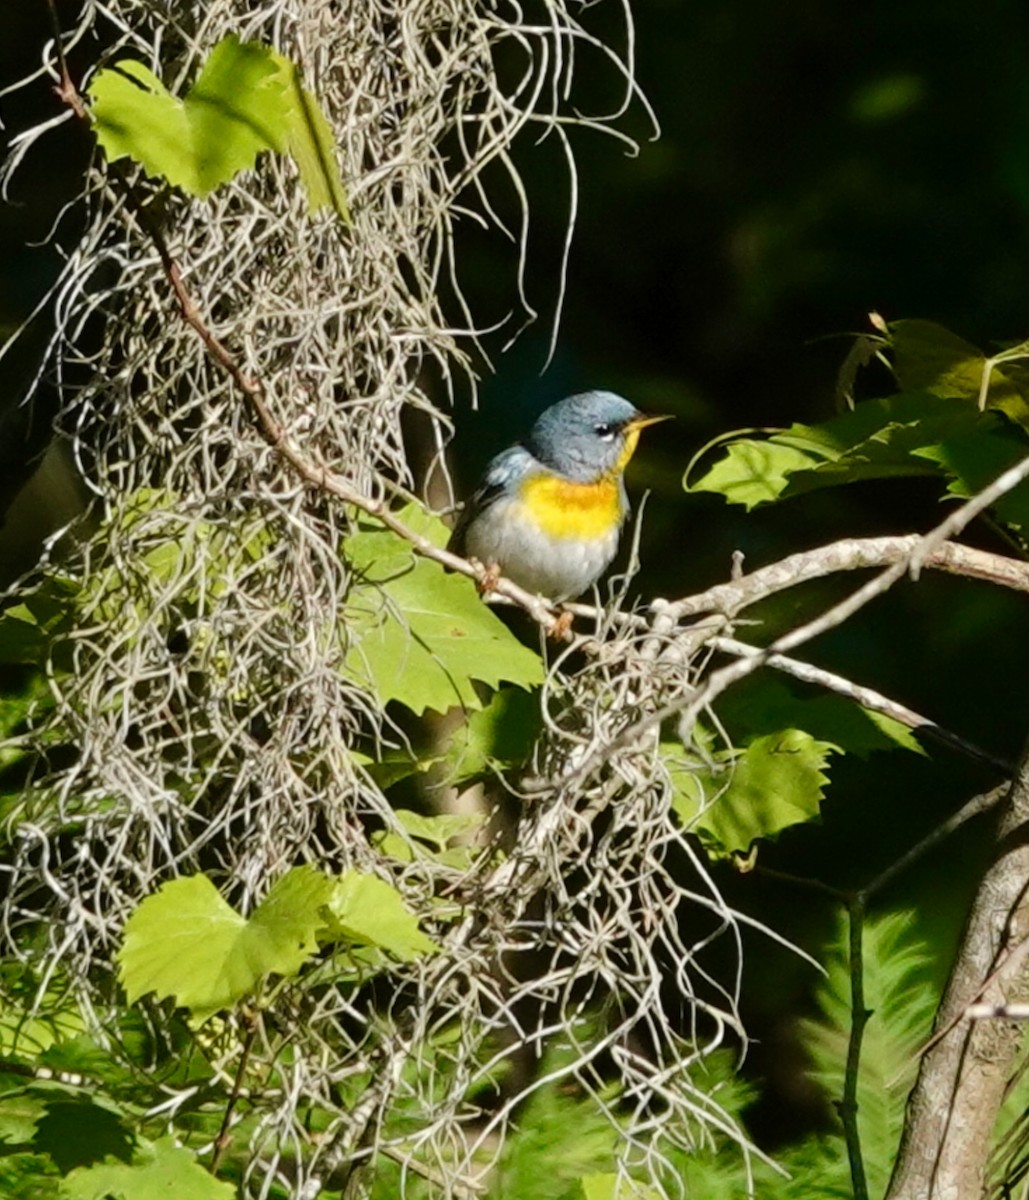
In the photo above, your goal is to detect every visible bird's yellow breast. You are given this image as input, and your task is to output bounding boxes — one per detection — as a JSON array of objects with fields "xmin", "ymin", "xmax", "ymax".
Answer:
[{"xmin": 517, "ymin": 473, "xmax": 622, "ymax": 539}]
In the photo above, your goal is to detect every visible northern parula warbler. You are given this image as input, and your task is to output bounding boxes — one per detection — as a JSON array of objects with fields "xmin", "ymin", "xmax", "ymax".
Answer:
[{"xmin": 449, "ymin": 390, "xmax": 668, "ymax": 600}]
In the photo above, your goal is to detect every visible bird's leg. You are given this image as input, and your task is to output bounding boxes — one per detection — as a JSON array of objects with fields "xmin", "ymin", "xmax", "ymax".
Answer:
[
  {"xmin": 477, "ymin": 560, "xmax": 503, "ymax": 596},
  {"xmin": 549, "ymin": 609, "xmax": 574, "ymax": 640}
]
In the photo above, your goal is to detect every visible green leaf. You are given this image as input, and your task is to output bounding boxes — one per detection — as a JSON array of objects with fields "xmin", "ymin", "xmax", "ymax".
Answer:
[
  {"xmin": 686, "ymin": 439, "xmax": 816, "ymax": 509},
  {"xmin": 889, "ymin": 318, "xmax": 1029, "ymax": 428},
  {"xmin": 0, "ymin": 997, "xmax": 86, "ymax": 1061},
  {"xmin": 445, "ymin": 687, "xmax": 542, "ymax": 781},
  {"xmin": 579, "ymin": 1176, "xmax": 662, "ymax": 1200},
  {"xmin": 0, "ymin": 585, "xmax": 77, "ymax": 667},
  {"xmin": 667, "ymin": 729, "xmax": 837, "ymax": 854},
  {"xmin": 271, "ymin": 53, "xmax": 350, "ymax": 220},
  {"xmin": 343, "ymin": 510, "xmax": 544, "ymax": 715},
  {"xmin": 87, "ymin": 37, "xmax": 348, "ymax": 216},
  {"xmin": 913, "ymin": 420, "xmax": 1029, "ymax": 534},
  {"xmin": 392, "ymin": 809, "xmax": 484, "ymax": 850},
  {"xmin": 375, "ymin": 808, "xmax": 486, "ymax": 870},
  {"xmin": 117, "ymin": 867, "xmax": 334, "ymax": 1016},
  {"xmin": 32, "ymin": 1097, "xmax": 134, "ymax": 1174},
  {"xmin": 88, "ymin": 44, "xmax": 282, "ymax": 196},
  {"xmin": 325, "ymin": 871, "xmax": 438, "ymax": 960},
  {"xmin": 720, "ymin": 677, "xmax": 925, "ymax": 758},
  {"xmin": 687, "ymin": 392, "xmax": 979, "ymax": 509},
  {"xmin": 0, "ymin": 671, "xmax": 53, "ymax": 774},
  {"xmin": 60, "ymin": 1136, "xmax": 234, "ymax": 1200}
]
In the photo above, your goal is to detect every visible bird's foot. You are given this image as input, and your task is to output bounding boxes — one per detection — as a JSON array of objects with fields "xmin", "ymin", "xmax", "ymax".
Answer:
[
  {"xmin": 477, "ymin": 561, "xmax": 502, "ymax": 596},
  {"xmin": 548, "ymin": 609, "xmax": 574, "ymax": 640}
]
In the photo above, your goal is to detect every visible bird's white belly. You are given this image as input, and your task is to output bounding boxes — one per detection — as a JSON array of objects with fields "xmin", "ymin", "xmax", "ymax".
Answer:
[{"xmin": 464, "ymin": 496, "xmax": 620, "ymax": 600}]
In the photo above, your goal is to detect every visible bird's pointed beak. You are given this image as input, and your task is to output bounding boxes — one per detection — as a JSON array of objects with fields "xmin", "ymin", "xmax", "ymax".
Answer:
[{"xmin": 627, "ymin": 413, "xmax": 674, "ymax": 432}]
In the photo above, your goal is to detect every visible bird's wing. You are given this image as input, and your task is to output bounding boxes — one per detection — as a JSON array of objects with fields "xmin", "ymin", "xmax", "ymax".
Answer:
[{"xmin": 448, "ymin": 446, "xmax": 534, "ymax": 553}]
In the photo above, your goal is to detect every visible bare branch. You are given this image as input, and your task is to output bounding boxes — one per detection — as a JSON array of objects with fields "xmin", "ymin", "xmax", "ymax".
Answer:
[
  {"xmin": 711, "ymin": 636, "xmax": 1013, "ymax": 774},
  {"xmin": 670, "ymin": 536, "xmax": 1029, "ymax": 620}
]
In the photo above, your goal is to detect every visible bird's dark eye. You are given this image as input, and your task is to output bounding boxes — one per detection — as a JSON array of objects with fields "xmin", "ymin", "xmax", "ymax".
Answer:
[{"xmin": 594, "ymin": 422, "xmax": 616, "ymax": 441}]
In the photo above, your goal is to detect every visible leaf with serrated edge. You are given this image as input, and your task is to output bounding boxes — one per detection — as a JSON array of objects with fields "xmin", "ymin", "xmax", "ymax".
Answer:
[
  {"xmin": 60, "ymin": 1135, "xmax": 234, "ymax": 1200},
  {"xmin": 394, "ymin": 808, "xmax": 483, "ymax": 849},
  {"xmin": 88, "ymin": 39, "xmax": 284, "ymax": 197},
  {"xmin": 326, "ymin": 871, "xmax": 438, "ymax": 960},
  {"xmin": 667, "ymin": 729, "xmax": 837, "ymax": 854},
  {"xmin": 343, "ymin": 518, "xmax": 542, "ymax": 715},
  {"xmin": 87, "ymin": 36, "xmax": 349, "ymax": 217},
  {"xmin": 688, "ymin": 393, "xmax": 985, "ymax": 509},
  {"xmin": 117, "ymin": 868, "xmax": 334, "ymax": 1016}
]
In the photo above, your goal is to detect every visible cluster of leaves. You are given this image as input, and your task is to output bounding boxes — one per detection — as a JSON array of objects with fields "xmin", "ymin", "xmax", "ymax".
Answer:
[
  {"xmin": 87, "ymin": 36, "xmax": 349, "ymax": 217},
  {"xmin": 688, "ymin": 319, "xmax": 1029, "ymax": 529},
  {"xmin": 667, "ymin": 318, "xmax": 1029, "ymax": 858},
  {"xmin": 0, "ymin": 912, "xmax": 940, "ymax": 1199}
]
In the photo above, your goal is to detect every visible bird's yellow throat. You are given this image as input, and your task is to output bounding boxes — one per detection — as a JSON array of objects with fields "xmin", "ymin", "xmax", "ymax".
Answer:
[
  {"xmin": 515, "ymin": 414, "xmax": 667, "ymax": 539},
  {"xmin": 517, "ymin": 474, "xmax": 622, "ymax": 539}
]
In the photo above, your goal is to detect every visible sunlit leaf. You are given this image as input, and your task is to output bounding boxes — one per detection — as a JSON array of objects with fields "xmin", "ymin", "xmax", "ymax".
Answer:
[
  {"xmin": 687, "ymin": 393, "xmax": 978, "ymax": 508},
  {"xmin": 87, "ymin": 37, "xmax": 348, "ymax": 216},
  {"xmin": 343, "ymin": 508, "xmax": 544, "ymax": 715},
  {"xmin": 889, "ymin": 318, "xmax": 1029, "ymax": 428},
  {"xmin": 60, "ymin": 1136, "xmax": 233, "ymax": 1200},
  {"xmin": 117, "ymin": 868, "xmax": 334, "ymax": 1016},
  {"xmin": 325, "ymin": 871, "xmax": 438, "ymax": 959},
  {"xmin": 667, "ymin": 729, "xmax": 837, "ymax": 854}
]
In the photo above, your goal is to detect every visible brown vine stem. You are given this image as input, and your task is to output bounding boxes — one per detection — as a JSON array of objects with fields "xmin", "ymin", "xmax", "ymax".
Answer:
[
  {"xmin": 43, "ymin": 0, "xmax": 88, "ymax": 121},
  {"xmin": 210, "ymin": 1005, "xmax": 262, "ymax": 1175}
]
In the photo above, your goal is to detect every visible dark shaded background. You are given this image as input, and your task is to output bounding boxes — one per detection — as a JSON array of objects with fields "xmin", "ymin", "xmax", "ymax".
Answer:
[{"xmin": 4, "ymin": 0, "xmax": 1029, "ymax": 1147}]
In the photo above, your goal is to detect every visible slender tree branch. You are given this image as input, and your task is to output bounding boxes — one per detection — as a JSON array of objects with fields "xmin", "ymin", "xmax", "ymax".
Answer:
[
  {"xmin": 670, "ymin": 536, "xmax": 1029, "ymax": 620},
  {"xmin": 710, "ymin": 636, "xmax": 1013, "ymax": 774}
]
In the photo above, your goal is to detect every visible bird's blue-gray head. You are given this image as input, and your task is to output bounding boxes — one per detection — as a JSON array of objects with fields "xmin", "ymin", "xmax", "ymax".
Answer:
[{"xmin": 525, "ymin": 390, "xmax": 659, "ymax": 483}]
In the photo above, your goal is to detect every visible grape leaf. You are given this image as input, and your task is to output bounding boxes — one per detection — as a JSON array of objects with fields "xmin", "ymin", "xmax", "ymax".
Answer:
[
  {"xmin": 445, "ymin": 687, "xmax": 542, "ymax": 781},
  {"xmin": 343, "ymin": 510, "xmax": 543, "ymax": 715},
  {"xmin": 60, "ymin": 1136, "xmax": 234, "ymax": 1200},
  {"xmin": 721, "ymin": 677, "xmax": 925, "ymax": 758},
  {"xmin": 117, "ymin": 867, "xmax": 334, "ymax": 1016},
  {"xmin": 667, "ymin": 729, "xmax": 837, "ymax": 854},
  {"xmin": 580, "ymin": 1175, "xmax": 662, "ymax": 1200},
  {"xmin": 324, "ymin": 871, "xmax": 438, "ymax": 959},
  {"xmin": 687, "ymin": 393, "xmax": 978, "ymax": 509},
  {"xmin": 889, "ymin": 318, "xmax": 1029, "ymax": 428},
  {"xmin": 87, "ymin": 36, "xmax": 348, "ymax": 217},
  {"xmin": 913, "ymin": 422, "xmax": 1029, "ymax": 534}
]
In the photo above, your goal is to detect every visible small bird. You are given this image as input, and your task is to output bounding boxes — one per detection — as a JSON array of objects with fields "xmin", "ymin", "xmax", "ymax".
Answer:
[{"xmin": 449, "ymin": 390, "xmax": 669, "ymax": 600}]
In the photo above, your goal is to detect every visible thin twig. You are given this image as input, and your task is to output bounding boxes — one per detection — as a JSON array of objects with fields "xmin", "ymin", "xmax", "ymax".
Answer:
[
  {"xmin": 862, "ymin": 785, "xmax": 1008, "ymax": 902},
  {"xmin": 838, "ymin": 894, "xmax": 870, "ymax": 1200},
  {"xmin": 210, "ymin": 1006, "xmax": 261, "ymax": 1175},
  {"xmin": 711, "ymin": 636, "xmax": 1013, "ymax": 774}
]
